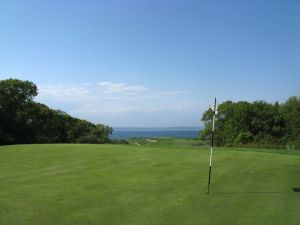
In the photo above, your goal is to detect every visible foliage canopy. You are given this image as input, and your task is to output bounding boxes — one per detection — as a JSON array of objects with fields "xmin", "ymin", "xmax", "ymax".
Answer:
[
  {"xmin": 199, "ymin": 97, "xmax": 300, "ymax": 148},
  {"xmin": 0, "ymin": 79, "xmax": 112, "ymax": 145}
]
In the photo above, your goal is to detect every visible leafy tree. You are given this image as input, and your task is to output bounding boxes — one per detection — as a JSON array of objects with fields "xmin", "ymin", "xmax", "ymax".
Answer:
[
  {"xmin": 0, "ymin": 79, "xmax": 38, "ymax": 144},
  {"xmin": 92, "ymin": 124, "xmax": 113, "ymax": 143},
  {"xmin": 199, "ymin": 97, "xmax": 300, "ymax": 148},
  {"xmin": 281, "ymin": 97, "xmax": 300, "ymax": 147},
  {"xmin": 233, "ymin": 132, "xmax": 254, "ymax": 147},
  {"xmin": 67, "ymin": 119, "xmax": 95, "ymax": 143},
  {"xmin": 0, "ymin": 78, "xmax": 113, "ymax": 145},
  {"xmin": 78, "ymin": 125, "xmax": 113, "ymax": 144}
]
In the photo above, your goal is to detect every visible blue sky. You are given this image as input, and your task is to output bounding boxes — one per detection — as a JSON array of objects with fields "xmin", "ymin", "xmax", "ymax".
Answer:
[{"xmin": 0, "ymin": 0, "xmax": 299, "ymax": 127}]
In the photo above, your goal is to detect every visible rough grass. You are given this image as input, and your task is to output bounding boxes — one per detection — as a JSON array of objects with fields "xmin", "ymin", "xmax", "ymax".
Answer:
[{"xmin": 0, "ymin": 140, "xmax": 300, "ymax": 225}]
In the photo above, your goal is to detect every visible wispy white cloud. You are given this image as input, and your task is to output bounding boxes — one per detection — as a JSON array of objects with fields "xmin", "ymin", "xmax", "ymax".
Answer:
[
  {"xmin": 37, "ymin": 84, "xmax": 96, "ymax": 103},
  {"xmin": 36, "ymin": 81, "xmax": 194, "ymax": 124},
  {"xmin": 70, "ymin": 102, "xmax": 196, "ymax": 116},
  {"xmin": 97, "ymin": 81, "xmax": 148, "ymax": 93}
]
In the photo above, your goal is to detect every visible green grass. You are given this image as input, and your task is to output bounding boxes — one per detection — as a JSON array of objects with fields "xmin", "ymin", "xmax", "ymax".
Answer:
[
  {"xmin": 128, "ymin": 137, "xmax": 205, "ymax": 147},
  {"xmin": 0, "ymin": 139, "xmax": 300, "ymax": 225}
]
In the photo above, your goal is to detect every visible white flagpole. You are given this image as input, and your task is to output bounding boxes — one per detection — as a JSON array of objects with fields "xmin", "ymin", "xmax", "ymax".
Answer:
[{"xmin": 207, "ymin": 97, "xmax": 217, "ymax": 194}]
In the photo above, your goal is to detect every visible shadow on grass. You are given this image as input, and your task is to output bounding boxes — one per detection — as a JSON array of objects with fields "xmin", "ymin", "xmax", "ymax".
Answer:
[{"xmin": 212, "ymin": 190, "xmax": 297, "ymax": 195}]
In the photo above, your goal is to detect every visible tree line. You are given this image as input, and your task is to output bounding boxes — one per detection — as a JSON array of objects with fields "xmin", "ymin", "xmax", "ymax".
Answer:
[
  {"xmin": 0, "ymin": 78, "xmax": 114, "ymax": 145},
  {"xmin": 199, "ymin": 97, "xmax": 300, "ymax": 149}
]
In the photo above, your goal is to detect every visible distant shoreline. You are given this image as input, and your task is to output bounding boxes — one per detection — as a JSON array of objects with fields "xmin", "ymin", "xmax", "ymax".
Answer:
[
  {"xmin": 110, "ymin": 127, "xmax": 201, "ymax": 140},
  {"xmin": 112, "ymin": 127, "xmax": 202, "ymax": 131}
]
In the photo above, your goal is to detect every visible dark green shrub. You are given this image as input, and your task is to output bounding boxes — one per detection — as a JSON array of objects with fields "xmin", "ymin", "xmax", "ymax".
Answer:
[
  {"xmin": 234, "ymin": 132, "xmax": 254, "ymax": 146},
  {"xmin": 109, "ymin": 139, "xmax": 129, "ymax": 144}
]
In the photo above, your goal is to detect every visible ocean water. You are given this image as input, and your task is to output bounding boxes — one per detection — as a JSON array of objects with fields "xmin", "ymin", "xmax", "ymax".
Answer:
[{"xmin": 110, "ymin": 127, "xmax": 201, "ymax": 140}]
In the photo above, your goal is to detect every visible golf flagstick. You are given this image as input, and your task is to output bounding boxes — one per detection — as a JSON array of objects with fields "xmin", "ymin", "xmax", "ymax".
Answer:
[{"xmin": 207, "ymin": 97, "xmax": 217, "ymax": 194}]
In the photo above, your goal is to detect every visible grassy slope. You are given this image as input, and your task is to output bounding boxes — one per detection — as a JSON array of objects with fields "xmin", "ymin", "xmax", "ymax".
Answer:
[{"xmin": 0, "ymin": 140, "xmax": 300, "ymax": 225}]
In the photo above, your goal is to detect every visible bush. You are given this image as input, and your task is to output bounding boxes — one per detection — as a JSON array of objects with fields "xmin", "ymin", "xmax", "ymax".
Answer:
[
  {"xmin": 234, "ymin": 132, "xmax": 254, "ymax": 146},
  {"xmin": 109, "ymin": 139, "xmax": 129, "ymax": 144}
]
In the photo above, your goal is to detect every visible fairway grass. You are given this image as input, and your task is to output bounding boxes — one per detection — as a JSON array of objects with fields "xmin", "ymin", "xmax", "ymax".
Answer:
[{"xmin": 0, "ymin": 142, "xmax": 300, "ymax": 225}]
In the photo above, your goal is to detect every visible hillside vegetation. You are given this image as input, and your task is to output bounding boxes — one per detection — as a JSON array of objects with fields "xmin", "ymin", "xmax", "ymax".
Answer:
[
  {"xmin": 0, "ymin": 79, "xmax": 112, "ymax": 145},
  {"xmin": 199, "ymin": 97, "xmax": 300, "ymax": 149}
]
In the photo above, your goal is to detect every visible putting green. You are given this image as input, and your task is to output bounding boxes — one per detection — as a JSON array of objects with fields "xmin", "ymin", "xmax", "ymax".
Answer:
[{"xmin": 0, "ymin": 142, "xmax": 299, "ymax": 225}]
